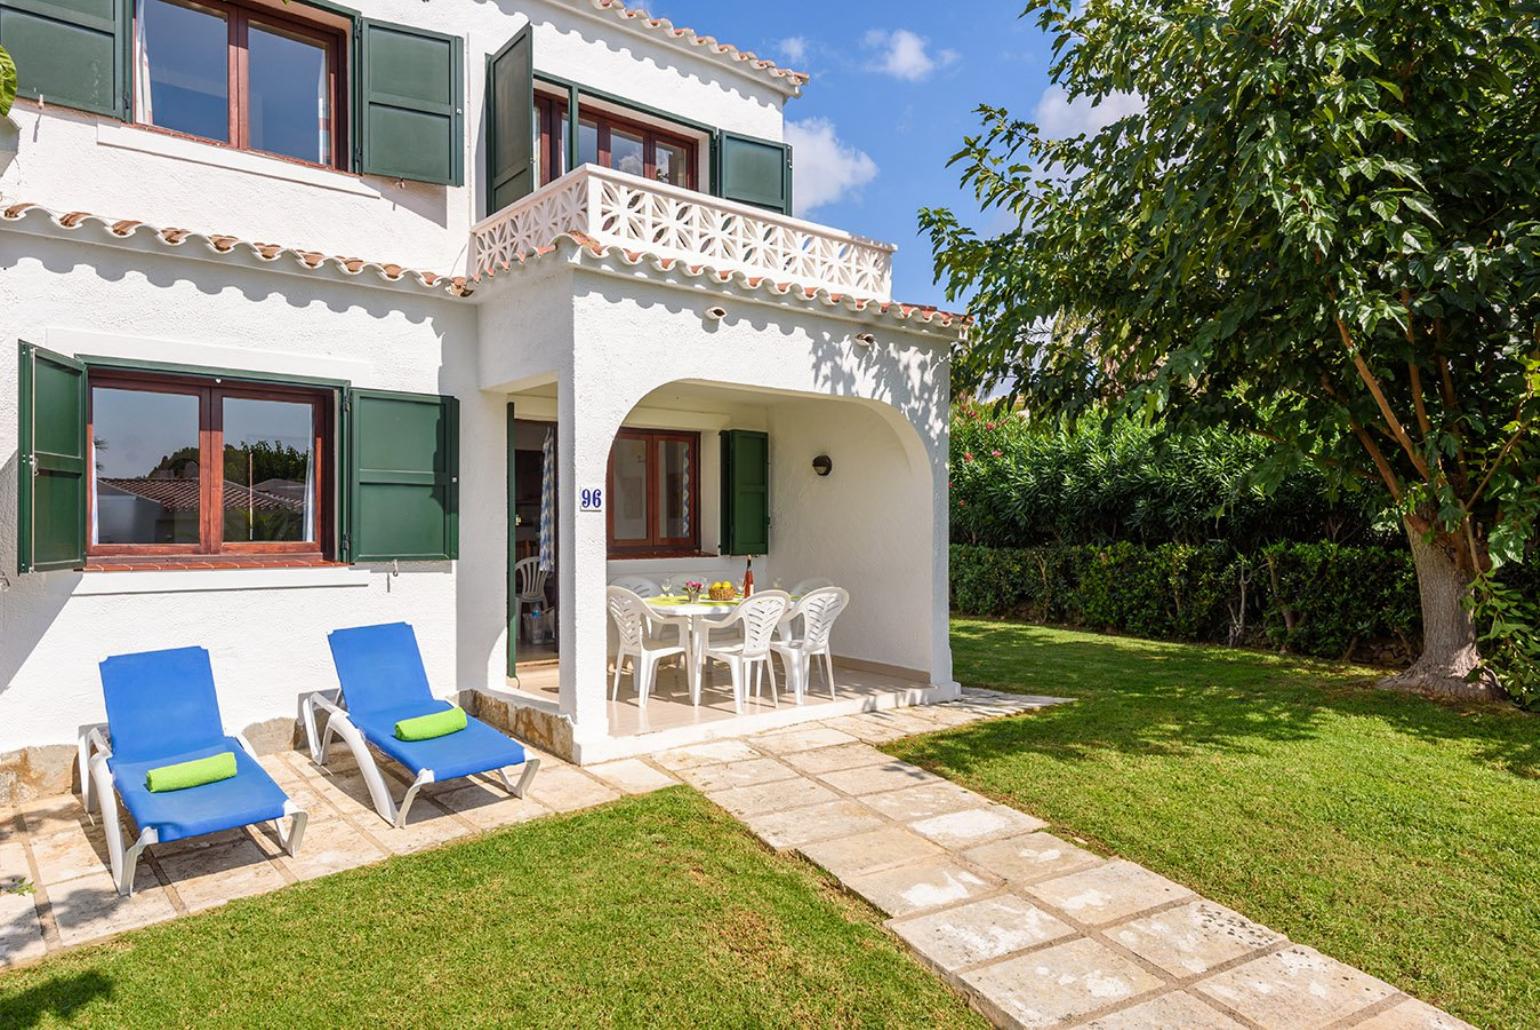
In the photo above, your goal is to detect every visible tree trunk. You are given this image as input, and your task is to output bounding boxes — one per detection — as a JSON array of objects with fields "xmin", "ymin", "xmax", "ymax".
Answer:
[{"xmin": 1380, "ymin": 519, "xmax": 1503, "ymax": 700}]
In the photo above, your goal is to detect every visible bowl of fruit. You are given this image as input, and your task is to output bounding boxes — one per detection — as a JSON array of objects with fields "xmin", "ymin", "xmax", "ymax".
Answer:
[{"xmin": 707, "ymin": 581, "xmax": 739, "ymax": 602}]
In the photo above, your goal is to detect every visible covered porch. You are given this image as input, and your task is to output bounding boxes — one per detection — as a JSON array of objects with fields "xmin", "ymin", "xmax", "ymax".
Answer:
[{"xmin": 466, "ymin": 165, "xmax": 961, "ymax": 764}]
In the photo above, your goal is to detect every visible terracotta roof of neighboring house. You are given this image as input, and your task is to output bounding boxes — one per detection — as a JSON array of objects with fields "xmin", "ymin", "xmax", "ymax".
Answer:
[
  {"xmin": 0, "ymin": 202, "xmax": 472, "ymax": 297},
  {"xmin": 0, "ymin": 202, "xmax": 969, "ymax": 331},
  {"xmin": 98, "ymin": 477, "xmax": 304, "ymax": 513},
  {"xmin": 557, "ymin": 0, "xmax": 809, "ymax": 94}
]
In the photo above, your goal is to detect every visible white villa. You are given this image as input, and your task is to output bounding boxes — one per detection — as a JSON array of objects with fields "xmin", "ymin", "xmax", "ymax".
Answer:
[{"xmin": 0, "ymin": 0, "xmax": 962, "ymax": 796}]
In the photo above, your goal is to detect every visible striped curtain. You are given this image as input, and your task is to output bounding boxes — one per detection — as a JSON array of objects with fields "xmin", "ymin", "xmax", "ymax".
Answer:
[{"xmin": 538, "ymin": 427, "xmax": 556, "ymax": 573}]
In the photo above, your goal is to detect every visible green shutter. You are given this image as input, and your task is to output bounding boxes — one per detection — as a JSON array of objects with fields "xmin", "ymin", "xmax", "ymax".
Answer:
[
  {"xmin": 715, "ymin": 131, "xmax": 793, "ymax": 215},
  {"xmin": 485, "ymin": 25, "xmax": 533, "ymax": 215},
  {"xmin": 17, "ymin": 342, "xmax": 87, "ymax": 573},
  {"xmin": 357, "ymin": 19, "xmax": 462, "ymax": 185},
  {"xmin": 720, "ymin": 429, "xmax": 769, "ymax": 556},
  {"xmin": 345, "ymin": 389, "xmax": 459, "ymax": 562},
  {"xmin": 0, "ymin": 0, "xmax": 127, "ymax": 117}
]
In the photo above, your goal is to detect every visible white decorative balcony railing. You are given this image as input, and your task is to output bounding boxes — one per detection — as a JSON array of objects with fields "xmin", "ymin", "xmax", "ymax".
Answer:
[{"xmin": 471, "ymin": 165, "xmax": 896, "ymax": 302}]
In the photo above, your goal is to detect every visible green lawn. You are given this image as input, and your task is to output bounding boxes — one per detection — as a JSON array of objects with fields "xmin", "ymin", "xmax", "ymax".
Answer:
[
  {"xmin": 889, "ymin": 619, "xmax": 1540, "ymax": 1028},
  {"xmin": 0, "ymin": 790, "xmax": 980, "ymax": 1028}
]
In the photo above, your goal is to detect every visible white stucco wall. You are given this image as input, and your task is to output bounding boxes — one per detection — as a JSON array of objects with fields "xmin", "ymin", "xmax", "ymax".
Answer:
[
  {"xmin": 0, "ymin": 0, "xmax": 787, "ymax": 274},
  {"xmin": 0, "ymin": 232, "xmax": 490, "ymax": 756}
]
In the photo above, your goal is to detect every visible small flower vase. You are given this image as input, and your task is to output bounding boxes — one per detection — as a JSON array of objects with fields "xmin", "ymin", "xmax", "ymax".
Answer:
[{"xmin": 685, "ymin": 587, "xmax": 701, "ymax": 603}]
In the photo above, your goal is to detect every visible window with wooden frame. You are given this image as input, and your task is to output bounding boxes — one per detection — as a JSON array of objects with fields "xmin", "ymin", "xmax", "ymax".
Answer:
[
  {"xmin": 87, "ymin": 371, "xmax": 332, "ymax": 558},
  {"xmin": 607, "ymin": 429, "xmax": 700, "ymax": 557},
  {"xmin": 535, "ymin": 94, "xmax": 697, "ymax": 190},
  {"xmin": 132, "ymin": 0, "xmax": 345, "ymax": 169}
]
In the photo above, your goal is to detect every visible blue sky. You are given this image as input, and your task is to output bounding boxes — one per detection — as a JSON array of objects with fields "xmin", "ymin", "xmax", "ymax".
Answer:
[{"xmin": 647, "ymin": 2, "xmax": 1072, "ymax": 308}]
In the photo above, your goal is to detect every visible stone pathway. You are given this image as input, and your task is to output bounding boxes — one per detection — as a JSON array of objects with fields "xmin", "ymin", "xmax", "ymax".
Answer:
[{"xmin": 0, "ymin": 690, "xmax": 1470, "ymax": 1030}]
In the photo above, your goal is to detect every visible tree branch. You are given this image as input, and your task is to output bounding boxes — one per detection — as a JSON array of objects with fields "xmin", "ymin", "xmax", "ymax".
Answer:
[
  {"xmin": 1323, "ymin": 374, "xmax": 1405, "ymax": 504},
  {"xmin": 1334, "ymin": 315, "xmax": 1432, "ymax": 482},
  {"xmin": 1463, "ymin": 424, "xmax": 1528, "ymax": 516}
]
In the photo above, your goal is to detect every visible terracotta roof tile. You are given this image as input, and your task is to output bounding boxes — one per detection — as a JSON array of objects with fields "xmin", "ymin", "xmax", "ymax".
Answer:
[{"xmin": 565, "ymin": 0, "xmax": 808, "ymax": 92}]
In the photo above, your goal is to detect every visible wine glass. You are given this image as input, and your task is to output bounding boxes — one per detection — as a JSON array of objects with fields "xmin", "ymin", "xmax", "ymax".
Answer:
[{"xmin": 661, "ymin": 577, "xmax": 674, "ymax": 598}]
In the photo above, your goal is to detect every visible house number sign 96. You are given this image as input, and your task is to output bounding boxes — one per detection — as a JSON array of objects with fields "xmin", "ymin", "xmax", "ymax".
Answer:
[{"xmin": 579, "ymin": 487, "xmax": 604, "ymax": 513}]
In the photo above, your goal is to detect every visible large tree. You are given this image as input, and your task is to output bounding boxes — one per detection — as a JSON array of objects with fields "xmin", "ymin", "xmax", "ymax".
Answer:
[{"xmin": 924, "ymin": 0, "xmax": 1540, "ymax": 699}]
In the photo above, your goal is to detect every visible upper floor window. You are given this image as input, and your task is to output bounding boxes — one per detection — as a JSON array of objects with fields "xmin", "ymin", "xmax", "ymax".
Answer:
[
  {"xmin": 134, "ymin": 0, "xmax": 344, "ymax": 168},
  {"xmin": 536, "ymin": 94, "xmax": 697, "ymax": 190}
]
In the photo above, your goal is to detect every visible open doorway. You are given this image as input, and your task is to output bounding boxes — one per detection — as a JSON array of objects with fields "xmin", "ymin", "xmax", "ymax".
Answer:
[{"xmin": 508, "ymin": 409, "xmax": 559, "ymax": 673}]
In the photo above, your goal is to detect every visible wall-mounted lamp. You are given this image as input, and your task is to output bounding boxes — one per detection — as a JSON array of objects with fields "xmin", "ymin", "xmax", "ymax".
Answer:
[
  {"xmin": 703, "ymin": 305, "xmax": 728, "ymax": 322},
  {"xmin": 852, "ymin": 332, "xmax": 877, "ymax": 348},
  {"xmin": 811, "ymin": 454, "xmax": 833, "ymax": 477}
]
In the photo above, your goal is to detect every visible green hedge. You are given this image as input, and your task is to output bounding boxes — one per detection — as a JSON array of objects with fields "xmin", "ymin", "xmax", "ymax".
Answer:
[{"xmin": 952, "ymin": 542, "xmax": 1420, "ymax": 661}]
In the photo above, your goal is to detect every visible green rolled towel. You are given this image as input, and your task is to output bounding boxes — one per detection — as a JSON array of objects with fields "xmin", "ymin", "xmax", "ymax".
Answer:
[
  {"xmin": 145, "ymin": 752, "xmax": 238, "ymax": 793},
  {"xmin": 394, "ymin": 707, "xmax": 468, "ymax": 741}
]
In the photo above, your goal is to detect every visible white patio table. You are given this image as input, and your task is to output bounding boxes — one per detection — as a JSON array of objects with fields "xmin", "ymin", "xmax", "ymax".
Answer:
[
  {"xmin": 644, "ymin": 596, "xmax": 740, "ymax": 705},
  {"xmin": 645, "ymin": 595, "xmax": 801, "ymax": 705}
]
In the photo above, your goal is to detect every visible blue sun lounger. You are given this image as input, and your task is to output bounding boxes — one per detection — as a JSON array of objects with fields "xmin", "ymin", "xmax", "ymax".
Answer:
[
  {"xmin": 79, "ymin": 647, "xmax": 308, "ymax": 896},
  {"xmin": 303, "ymin": 622, "xmax": 539, "ymax": 828}
]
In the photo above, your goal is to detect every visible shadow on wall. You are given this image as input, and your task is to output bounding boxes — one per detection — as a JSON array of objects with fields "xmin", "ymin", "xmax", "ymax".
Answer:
[
  {"xmin": 8, "ymin": 237, "xmax": 452, "ymax": 328},
  {"xmin": 0, "ymin": 451, "xmax": 78, "ymax": 703}
]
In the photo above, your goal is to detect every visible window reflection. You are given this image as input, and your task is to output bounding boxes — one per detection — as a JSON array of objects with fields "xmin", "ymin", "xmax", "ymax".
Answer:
[
  {"xmin": 138, "ymin": 0, "xmax": 230, "ymax": 143},
  {"xmin": 657, "ymin": 439, "xmax": 691, "ymax": 539},
  {"xmin": 247, "ymin": 23, "xmax": 330, "ymax": 164},
  {"xmin": 92, "ymin": 387, "xmax": 202, "ymax": 544},
  {"xmin": 222, "ymin": 397, "xmax": 315, "ymax": 543},
  {"xmin": 610, "ymin": 127, "xmax": 645, "ymax": 177}
]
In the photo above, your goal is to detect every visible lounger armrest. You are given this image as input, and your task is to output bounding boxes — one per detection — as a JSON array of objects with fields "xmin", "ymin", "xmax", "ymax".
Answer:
[
  {"xmin": 233, "ymin": 732, "xmax": 260, "ymax": 760},
  {"xmin": 77, "ymin": 724, "xmax": 112, "ymax": 820}
]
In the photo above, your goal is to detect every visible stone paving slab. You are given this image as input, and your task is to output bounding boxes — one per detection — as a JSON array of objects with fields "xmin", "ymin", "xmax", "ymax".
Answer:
[
  {"xmin": 842, "ymin": 859, "xmax": 998, "ymax": 918},
  {"xmin": 46, "ymin": 867, "xmax": 177, "ymax": 948},
  {"xmin": 1193, "ymin": 944, "xmax": 1399, "ymax": 1028},
  {"xmin": 819, "ymin": 711, "xmax": 924, "ymax": 742},
  {"xmin": 907, "ymin": 805, "xmax": 1047, "ymax": 850},
  {"xmin": 1083, "ymin": 990, "xmax": 1246, "ymax": 1029},
  {"xmin": 675, "ymin": 757, "xmax": 798, "ymax": 793},
  {"xmin": 964, "ymin": 832, "xmax": 1105, "ymax": 886},
  {"xmin": 0, "ymin": 891, "xmax": 47, "ymax": 967},
  {"xmin": 779, "ymin": 742, "xmax": 892, "ymax": 775},
  {"xmin": 817, "ymin": 760, "xmax": 943, "ymax": 796},
  {"xmin": 586, "ymin": 758, "xmax": 678, "ymax": 795},
  {"xmin": 737, "ymin": 799, "xmax": 889, "ymax": 851},
  {"xmin": 887, "ymin": 894, "xmax": 1074, "ymax": 973},
  {"xmin": 156, "ymin": 838, "xmax": 290, "ymax": 912},
  {"xmin": 862, "ymin": 780, "xmax": 988, "ymax": 821},
  {"xmin": 798, "ymin": 825, "xmax": 943, "ymax": 880},
  {"xmin": 1351, "ymin": 998, "xmax": 1477, "ymax": 1029},
  {"xmin": 749, "ymin": 725, "xmax": 859, "ymax": 754},
  {"xmin": 1024, "ymin": 859, "xmax": 1193, "ymax": 927},
  {"xmin": 1107, "ymin": 899, "xmax": 1283, "ymax": 978},
  {"xmin": 651, "ymin": 738, "xmax": 762, "ymax": 771},
  {"xmin": 960, "ymin": 936, "xmax": 1166, "ymax": 1027},
  {"xmin": 705, "ymin": 777, "xmax": 836, "ymax": 819}
]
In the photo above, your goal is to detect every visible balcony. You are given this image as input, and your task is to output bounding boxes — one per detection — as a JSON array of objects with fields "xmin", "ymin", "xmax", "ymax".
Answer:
[{"xmin": 471, "ymin": 165, "xmax": 896, "ymax": 302}]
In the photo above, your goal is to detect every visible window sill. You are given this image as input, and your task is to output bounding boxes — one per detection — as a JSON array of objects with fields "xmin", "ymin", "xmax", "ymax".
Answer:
[
  {"xmin": 96, "ymin": 121, "xmax": 381, "ymax": 198},
  {"xmin": 608, "ymin": 551, "xmax": 717, "ymax": 561},
  {"xmin": 72, "ymin": 561, "xmax": 373, "ymax": 596},
  {"xmin": 84, "ymin": 555, "xmax": 340, "ymax": 572}
]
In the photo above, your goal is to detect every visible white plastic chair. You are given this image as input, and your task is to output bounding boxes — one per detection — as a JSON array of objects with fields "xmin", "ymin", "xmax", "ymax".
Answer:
[
  {"xmin": 609, "ymin": 575, "xmax": 660, "ymax": 597},
  {"xmin": 701, "ymin": 591, "xmax": 789, "ymax": 714},
  {"xmin": 606, "ymin": 586, "xmax": 685, "ymax": 708},
  {"xmin": 513, "ymin": 557, "xmax": 549, "ymax": 643},
  {"xmin": 608, "ymin": 575, "xmax": 687, "ymax": 647},
  {"xmin": 772, "ymin": 587, "xmax": 849, "ymax": 702}
]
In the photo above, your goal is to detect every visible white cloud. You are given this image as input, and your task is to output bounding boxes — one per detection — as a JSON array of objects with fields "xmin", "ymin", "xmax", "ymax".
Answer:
[
  {"xmin": 861, "ymin": 28, "xmax": 959, "ymax": 82},
  {"xmin": 784, "ymin": 118, "xmax": 878, "ymax": 217},
  {"xmin": 777, "ymin": 36, "xmax": 809, "ymax": 65},
  {"xmin": 1032, "ymin": 85, "xmax": 1144, "ymax": 138}
]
